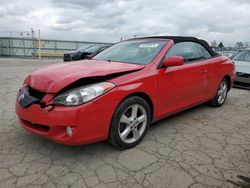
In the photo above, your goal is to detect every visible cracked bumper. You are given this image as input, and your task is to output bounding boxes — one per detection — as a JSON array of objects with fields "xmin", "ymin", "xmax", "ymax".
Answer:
[{"xmin": 15, "ymin": 97, "xmax": 117, "ymax": 145}]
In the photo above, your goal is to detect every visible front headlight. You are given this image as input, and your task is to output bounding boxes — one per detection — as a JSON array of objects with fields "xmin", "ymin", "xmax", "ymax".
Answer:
[{"xmin": 53, "ymin": 82, "xmax": 115, "ymax": 106}]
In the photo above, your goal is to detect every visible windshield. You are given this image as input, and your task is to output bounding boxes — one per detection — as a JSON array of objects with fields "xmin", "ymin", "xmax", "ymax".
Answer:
[
  {"xmin": 93, "ymin": 39, "xmax": 167, "ymax": 64},
  {"xmin": 84, "ymin": 45, "xmax": 103, "ymax": 53},
  {"xmin": 77, "ymin": 45, "xmax": 90, "ymax": 52},
  {"xmin": 233, "ymin": 51, "xmax": 250, "ymax": 62},
  {"xmin": 218, "ymin": 51, "xmax": 235, "ymax": 57}
]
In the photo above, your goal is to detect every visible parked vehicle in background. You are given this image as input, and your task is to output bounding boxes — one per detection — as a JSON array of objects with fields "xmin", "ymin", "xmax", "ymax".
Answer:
[
  {"xmin": 217, "ymin": 51, "xmax": 237, "ymax": 58},
  {"xmin": 232, "ymin": 49, "xmax": 250, "ymax": 89},
  {"xmin": 63, "ymin": 44, "xmax": 111, "ymax": 62},
  {"xmin": 16, "ymin": 36, "xmax": 235, "ymax": 149}
]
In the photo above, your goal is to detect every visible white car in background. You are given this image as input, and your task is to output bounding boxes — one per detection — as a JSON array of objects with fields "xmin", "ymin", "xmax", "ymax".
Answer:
[
  {"xmin": 232, "ymin": 49, "xmax": 250, "ymax": 89},
  {"xmin": 218, "ymin": 51, "xmax": 237, "ymax": 58}
]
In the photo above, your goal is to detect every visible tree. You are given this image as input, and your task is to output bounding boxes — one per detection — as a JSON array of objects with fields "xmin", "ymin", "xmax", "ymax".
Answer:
[
  {"xmin": 218, "ymin": 42, "xmax": 224, "ymax": 48},
  {"xmin": 235, "ymin": 42, "xmax": 244, "ymax": 48}
]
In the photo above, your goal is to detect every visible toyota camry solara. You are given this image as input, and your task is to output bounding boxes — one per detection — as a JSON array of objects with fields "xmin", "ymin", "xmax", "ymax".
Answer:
[{"xmin": 16, "ymin": 36, "xmax": 235, "ymax": 149}]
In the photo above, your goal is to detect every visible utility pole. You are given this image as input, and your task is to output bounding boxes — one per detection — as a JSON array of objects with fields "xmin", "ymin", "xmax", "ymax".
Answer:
[{"xmin": 31, "ymin": 28, "xmax": 35, "ymax": 38}]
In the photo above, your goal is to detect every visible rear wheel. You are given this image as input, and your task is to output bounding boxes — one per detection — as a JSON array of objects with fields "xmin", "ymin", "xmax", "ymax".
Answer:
[
  {"xmin": 108, "ymin": 96, "xmax": 151, "ymax": 149},
  {"xmin": 209, "ymin": 78, "xmax": 228, "ymax": 107}
]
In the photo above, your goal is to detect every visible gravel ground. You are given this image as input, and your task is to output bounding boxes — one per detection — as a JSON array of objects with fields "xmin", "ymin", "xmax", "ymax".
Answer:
[{"xmin": 0, "ymin": 58, "xmax": 250, "ymax": 188}]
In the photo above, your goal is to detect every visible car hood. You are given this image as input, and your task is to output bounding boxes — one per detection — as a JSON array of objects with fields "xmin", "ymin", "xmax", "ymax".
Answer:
[
  {"xmin": 24, "ymin": 60, "xmax": 145, "ymax": 93},
  {"xmin": 234, "ymin": 60, "xmax": 250, "ymax": 74}
]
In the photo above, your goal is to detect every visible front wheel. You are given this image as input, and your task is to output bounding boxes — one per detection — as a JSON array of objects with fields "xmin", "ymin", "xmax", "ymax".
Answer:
[
  {"xmin": 209, "ymin": 78, "xmax": 229, "ymax": 107},
  {"xmin": 108, "ymin": 96, "xmax": 151, "ymax": 149}
]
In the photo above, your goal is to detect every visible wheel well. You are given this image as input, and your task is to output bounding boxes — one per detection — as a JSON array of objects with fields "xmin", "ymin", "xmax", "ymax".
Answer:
[
  {"xmin": 124, "ymin": 92, "xmax": 154, "ymax": 121},
  {"xmin": 224, "ymin": 75, "xmax": 231, "ymax": 91}
]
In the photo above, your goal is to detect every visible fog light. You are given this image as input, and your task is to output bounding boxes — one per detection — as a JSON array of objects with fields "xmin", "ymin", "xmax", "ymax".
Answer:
[{"xmin": 66, "ymin": 126, "xmax": 73, "ymax": 137}]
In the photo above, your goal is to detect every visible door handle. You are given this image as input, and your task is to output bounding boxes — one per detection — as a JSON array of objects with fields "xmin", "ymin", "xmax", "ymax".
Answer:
[{"xmin": 200, "ymin": 69, "xmax": 207, "ymax": 74}]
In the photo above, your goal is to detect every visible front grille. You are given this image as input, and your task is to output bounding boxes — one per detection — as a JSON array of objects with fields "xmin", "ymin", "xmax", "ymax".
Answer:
[
  {"xmin": 236, "ymin": 72, "xmax": 250, "ymax": 78},
  {"xmin": 28, "ymin": 86, "xmax": 46, "ymax": 101},
  {"xmin": 64, "ymin": 54, "xmax": 71, "ymax": 61},
  {"xmin": 21, "ymin": 119, "xmax": 50, "ymax": 133}
]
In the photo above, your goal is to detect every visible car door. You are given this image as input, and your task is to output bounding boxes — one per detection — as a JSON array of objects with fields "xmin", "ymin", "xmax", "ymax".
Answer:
[
  {"xmin": 157, "ymin": 42, "xmax": 209, "ymax": 117},
  {"xmin": 195, "ymin": 43, "xmax": 215, "ymax": 99}
]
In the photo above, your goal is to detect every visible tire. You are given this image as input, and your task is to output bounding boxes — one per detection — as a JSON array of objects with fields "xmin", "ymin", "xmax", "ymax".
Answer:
[
  {"xmin": 108, "ymin": 96, "xmax": 151, "ymax": 149},
  {"xmin": 209, "ymin": 78, "xmax": 229, "ymax": 107}
]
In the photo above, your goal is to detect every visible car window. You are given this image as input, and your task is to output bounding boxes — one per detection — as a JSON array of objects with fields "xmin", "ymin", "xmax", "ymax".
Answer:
[
  {"xmin": 84, "ymin": 46, "xmax": 102, "ymax": 53},
  {"xmin": 77, "ymin": 45, "xmax": 91, "ymax": 52},
  {"xmin": 196, "ymin": 43, "xmax": 212, "ymax": 59},
  {"xmin": 99, "ymin": 46, "xmax": 109, "ymax": 51},
  {"xmin": 166, "ymin": 42, "xmax": 207, "ymax": 63},
  {"xmin": 233, "ymin": 51, "xmax": 250, "ymax": 62}
]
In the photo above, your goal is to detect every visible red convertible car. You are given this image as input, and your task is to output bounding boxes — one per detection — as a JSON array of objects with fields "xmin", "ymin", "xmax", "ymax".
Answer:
[{"xmin": 16, "ymin": 36, "xmax": 235, "ymax": 149}]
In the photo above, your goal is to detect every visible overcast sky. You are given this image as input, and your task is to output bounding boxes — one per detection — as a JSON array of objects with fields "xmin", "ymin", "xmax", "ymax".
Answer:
[{"xmin": 0, "ymin": 0, "xmax": 250, "ymax": 45}]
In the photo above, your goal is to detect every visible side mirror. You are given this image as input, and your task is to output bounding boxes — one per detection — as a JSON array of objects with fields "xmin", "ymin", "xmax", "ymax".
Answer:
[{"xmin": 162, "ymin": 56, "xmax": 184, "ymax": 67}]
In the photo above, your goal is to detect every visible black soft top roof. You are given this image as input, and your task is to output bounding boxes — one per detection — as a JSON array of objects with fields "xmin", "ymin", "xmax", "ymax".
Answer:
[{"xmin": 132, "ymin": 36, "xmax": 217, "ymax": 56}]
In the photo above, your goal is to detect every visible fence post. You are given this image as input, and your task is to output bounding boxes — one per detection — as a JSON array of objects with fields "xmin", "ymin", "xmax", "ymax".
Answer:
[{"xmin": 38, "ymin": 30, "xmax": 41, "ymax": 60}]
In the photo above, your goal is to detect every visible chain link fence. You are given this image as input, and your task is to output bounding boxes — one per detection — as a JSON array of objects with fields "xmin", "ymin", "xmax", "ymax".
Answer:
[{"xmin": 0, "ymin": 37, "xmax": 111, "ymax": 58}]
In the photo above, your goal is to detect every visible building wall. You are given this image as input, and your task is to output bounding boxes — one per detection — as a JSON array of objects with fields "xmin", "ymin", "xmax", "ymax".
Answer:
[{"xmin": 0, "ymin": 37, "xmax": 112, "ymax": 58}]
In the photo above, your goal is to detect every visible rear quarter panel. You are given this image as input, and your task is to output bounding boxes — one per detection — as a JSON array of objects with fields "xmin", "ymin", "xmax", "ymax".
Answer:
[{"xmin": 205, "ymin": 55, "xmax": 235, "ymax": 100}]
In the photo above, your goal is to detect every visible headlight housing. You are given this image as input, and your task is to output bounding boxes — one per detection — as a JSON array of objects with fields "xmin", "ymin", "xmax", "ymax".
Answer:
[{"xmin": 53, "ymin": 82, "xmax": 115, "ymax": 106}]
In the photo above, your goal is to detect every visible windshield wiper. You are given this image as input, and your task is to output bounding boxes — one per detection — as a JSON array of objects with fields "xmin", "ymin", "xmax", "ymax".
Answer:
[{"xmin": 91, "ymin": 59, "xmax": 112, "ymax": 62}]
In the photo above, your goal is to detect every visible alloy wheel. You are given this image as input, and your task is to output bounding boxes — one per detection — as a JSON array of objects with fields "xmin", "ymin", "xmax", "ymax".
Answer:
[
  {"xmin": 118, "ymin": 104, "xmax": 147, "ymax": 144},
  {"xmin": 217, "ymin": 80, "xmax": 228, "ymax": 104}
]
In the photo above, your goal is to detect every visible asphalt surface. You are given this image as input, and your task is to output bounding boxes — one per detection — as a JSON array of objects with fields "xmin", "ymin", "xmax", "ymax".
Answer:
[{"xmin": 0, "ymin": 58, "xmax": 250, "ymax": 188}]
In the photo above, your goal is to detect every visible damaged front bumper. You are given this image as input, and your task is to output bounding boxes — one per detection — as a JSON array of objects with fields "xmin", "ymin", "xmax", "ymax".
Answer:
[{"xmin": 15, "ymin": 88, "xmax": 119, "ymax": 145}]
